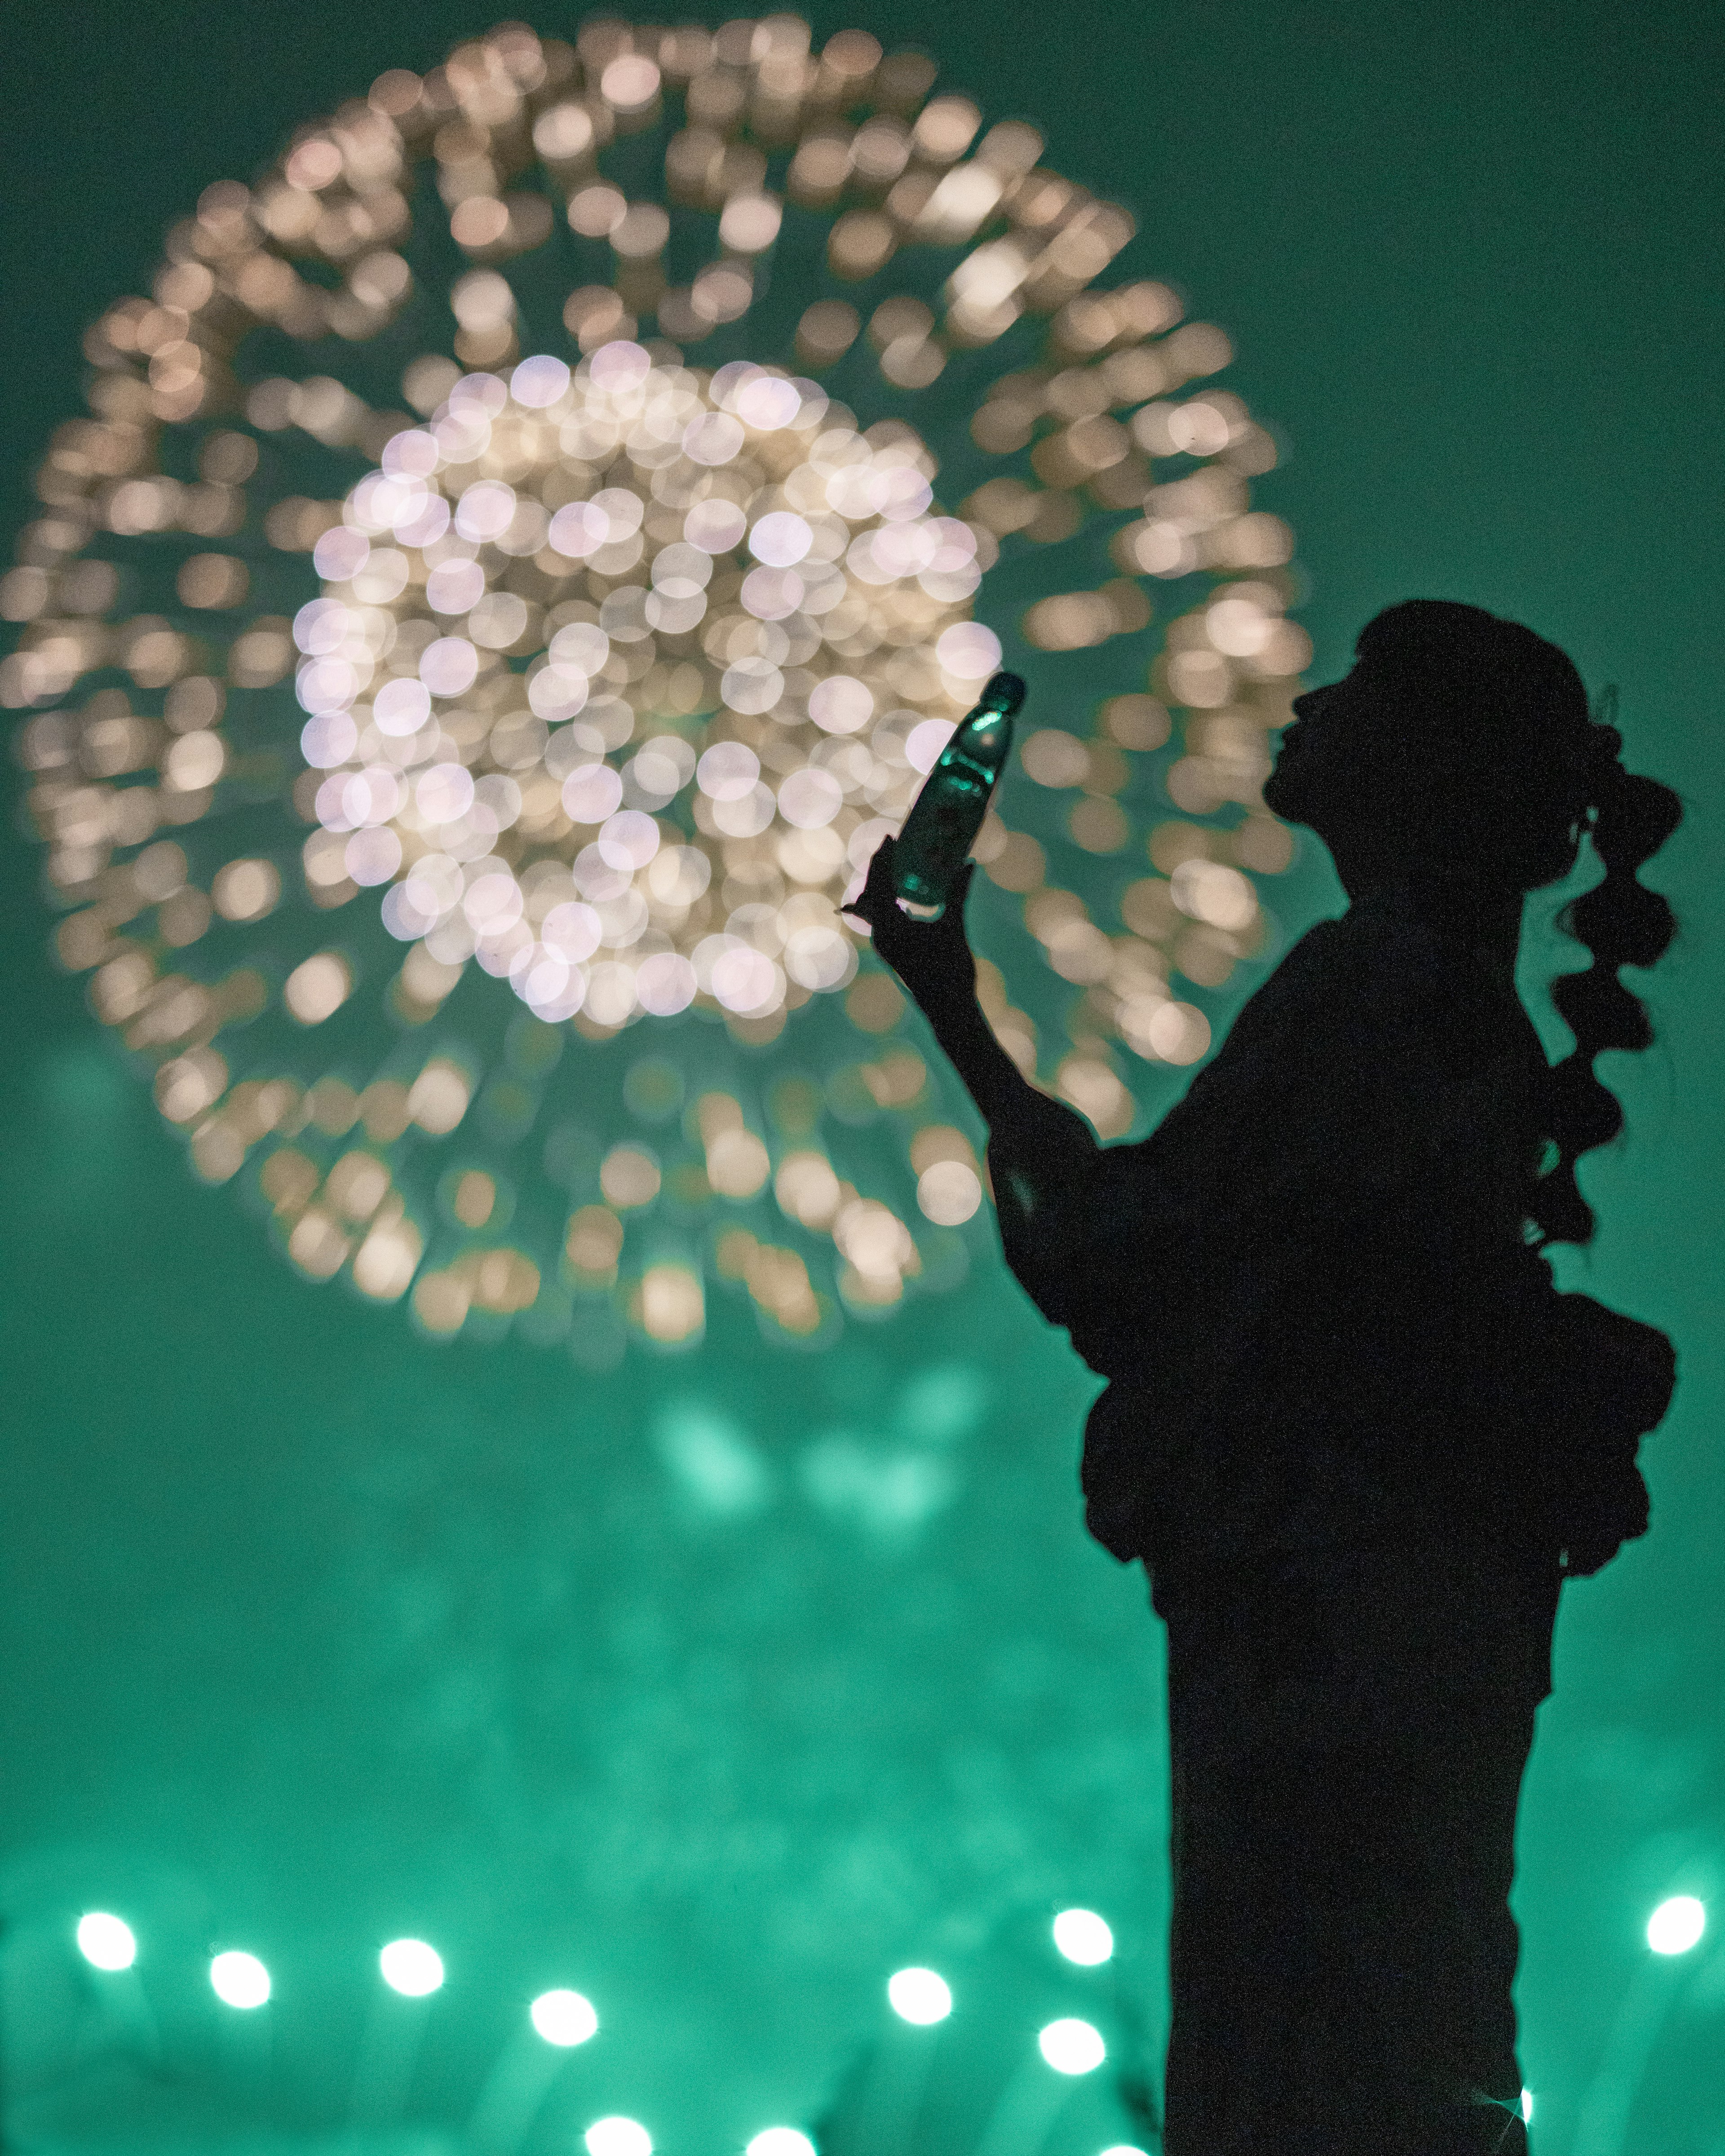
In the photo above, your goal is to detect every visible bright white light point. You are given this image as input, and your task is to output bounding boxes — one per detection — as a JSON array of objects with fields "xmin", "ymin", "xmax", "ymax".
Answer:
[
  {"xmin": 76, "ymin": 1912, "xmax": 137, "ymax": 1970},
  {"xmin": 634, "ymin": 951, "xmax": 698, "ymax": 1016},
  {"xmin": 512, "ymin": 353, "xmax": 571, "ymax": 408},
  {"xmin": 807, "ymin": 674, "xmax": 873, "ymax": 736},
  {"xmin": 1205, "ymin": 596, "xmax": 1274, "ymax": 656},
  {"xmin": 456, "ymin": 481, "xmax": 518, "ymax": 542},
  {"xmin": 1099, "ymin": 2147, "xmax": 1152, "ymax": 2156},
  {"xmin": 906, "ymin": 719, "xmax": 956, "ymax": 774},
  {"xmin": 314, "ymin": 525, "xmax": 369, "ymax": 580},
  {"xmin": 750, "ymin": 512, "xmax": 813, "ymax": 567},
  {"xmin": 682, "ymin": 411, "xmax": 745, "ymax": 467},
  {"xmin": 1520, "ymin": 2091, "xmax": 1534, "ymax": 2125},
  {"xmin": 588, "ymin": 340, "xmax": 651, "ymax": 391},
  {"xmin": 420, "ymin": 636, "xmax": 478, "ymax": 697},
  {"xmin": 733, "ymin": 374, "xmax": 802, "ymax": 430},
  {"xmin": 746, "ymin": 2133, "xmax": 816, "ymax": 2156},
  {"xmin": 598, "ymin": 808, "xmax": 661, "ymax": 871},
  {"xmin": 1038, "ymin": 2018, "xmax": 1105, "ymax": 2074},
  {"xmin": 935, "ymin": 621, "xmax": 1003, "ymax": 681},
  {"xmin": 1647, "ymin": 1896, "xmax": 1706, "ymax": 1954},
  {"xmin": 373, "ymin": 677, "xmax": 430, "ymax": 738},
  {"xmin": 684, "ymin": 498, "xmax": 748, "ymax": 552},
  {"xmin": 887, "ymin": 1967, "xmax": 952, "ymax": 2025},
  {"xmin": 710, "ymin": 944, "xmax": 780, "ymax": 1015},
  {"xmin": 301, "ymin": 711, "xmax": 358, "ymax": 769},
  {"xmin": 380, "ymin": 1938, "xmax": 445, "ymax": 1996},
  {"xmin": 917, "ymin": 1161, "xmax": 982, "ymax": 1226},
  {"xmin": 209, "ymin": 1950, "xmax": 271, "ymax": 2009},
  {"xmin": 599, "ymin": 53, "xmax": 660, "ymax": 107},
  {"xmin": 1052, "ymin": 1908, "xmax": 1114, "ymax": 1966},
  {"xmin": 584, "ymin": 2118, "xmax": 651, "ymax": 2156},
  {"xmin": 531, "ymin": 1988, "xmax": 598, "ymax": 2046}
]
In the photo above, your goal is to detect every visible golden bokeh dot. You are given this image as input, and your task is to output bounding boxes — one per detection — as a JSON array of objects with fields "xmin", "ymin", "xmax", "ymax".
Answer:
[
  {"xmin": 212, "ymin": 858, "xmax": 282, "ymax": 922},
  {"xmin": 284, "ymin": 952, "xmax": 353, "ymax": 1025},
  {"xmin": 452, "ymin": 1169, "xmax": 497, "ymax": 1228},
  {"xmin": 601, "ymin": 1145, "xmax": 661, "ymax": 1208}
]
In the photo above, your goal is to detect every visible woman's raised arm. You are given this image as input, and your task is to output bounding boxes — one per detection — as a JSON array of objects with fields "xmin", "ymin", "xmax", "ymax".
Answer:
[
  {"xmin": 842, "ymin": 836, "xmax": 1112, "ymax": 1343},
  {"xmin": 841, "ymin": 835, "xmax": 1096, "ymax": 1158}
]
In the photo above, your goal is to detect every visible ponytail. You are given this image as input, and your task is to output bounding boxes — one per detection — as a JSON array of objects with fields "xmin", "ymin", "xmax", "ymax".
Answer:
[{"xmin": 1530, "ymin": 699, "xmax": 1684, "ymax": 1247}]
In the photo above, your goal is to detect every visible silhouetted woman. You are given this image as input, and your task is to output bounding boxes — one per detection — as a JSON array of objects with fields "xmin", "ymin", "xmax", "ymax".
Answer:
[{"xmin": 846, "ymin": 601, "xmax": 1681, "ymax": 2154}]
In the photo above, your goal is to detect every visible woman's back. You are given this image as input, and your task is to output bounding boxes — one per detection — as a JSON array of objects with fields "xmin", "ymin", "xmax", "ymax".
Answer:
[
  {"xmin": 1006, "ymin": 892, "xmax": 1567, "ymax": 1566},
  {"xmin": 1034, "ymin": 893, "xmax": 1548, "ymax": 1374}
]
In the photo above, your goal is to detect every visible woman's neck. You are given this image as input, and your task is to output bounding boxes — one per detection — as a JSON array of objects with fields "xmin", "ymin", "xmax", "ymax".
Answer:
[{"xmin": 1348, "ymin": 877, "xmax": 1525, "ymax": 968}]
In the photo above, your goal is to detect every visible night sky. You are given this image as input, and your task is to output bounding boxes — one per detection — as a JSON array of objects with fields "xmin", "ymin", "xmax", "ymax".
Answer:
[{"xmin": 1, "ymin": 3, "xmax": 1721, "ymax": 2150}]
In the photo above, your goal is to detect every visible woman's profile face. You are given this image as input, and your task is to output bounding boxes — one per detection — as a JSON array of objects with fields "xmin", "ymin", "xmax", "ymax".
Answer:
[
  {"xmin": 1261, "ymin": 665, "xmax": 1376, "ymax": 832},
  {"xmin": 1261, "ymin": 658, "xmax": 1448, "ymax": 892},
  {"xmin": 1264, "ymin": 658, "xmax": 1519, "ymax": 900}
]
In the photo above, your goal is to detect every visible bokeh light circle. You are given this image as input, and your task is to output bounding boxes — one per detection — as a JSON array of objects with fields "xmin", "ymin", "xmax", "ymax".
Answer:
[
  {"xmin": 209, "ymin": 1949, "xmax": 271, "ymax": 2008},
  {"xmin": 5, "ymin": 15, "xmax": 1305, "ymax": 1361},
  {"xmin": 1647, "ymin": 1896, "xmax": 1706, "ymax": 1955},
  {"xmin": 379, "ymin": 1936, "xmax": 445, "ymax": 1994},
  {"xmin": 531, "ymin": 1986, "xmax": 599, "ymax": 2044},
  {"xmin": 75, "ymin": 1911, "xmax": 137, "ymax": 1970},
  {"xmin": 1037, "ymin": 2015, "xmax": 1105, "ymax": 2073},
  {"xmin": 1051, "ymin": 1905, "xmax": 1114, "ymax": 1965},
  {"xmin": 585, "ymin": 2119, "xmax": 652, "ymax": 2156},
  {"xmin": 887, "ymin": 1965, "xmax": 952, "ymax": 2024}
]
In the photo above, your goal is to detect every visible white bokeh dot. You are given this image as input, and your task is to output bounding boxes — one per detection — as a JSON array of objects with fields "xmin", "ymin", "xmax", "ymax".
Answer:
[
  {"xmin": 1038, "ymin": 2017, "xmax": 1105, "ymax": 2074},
  {"xmin": 1647, "ymin": 1896, "xmax": 1706, "ymax": 1955},
  {"xmin": 749, "ymin": 511, "xmax": 814, "ymax": 566},
  {"xmin": 379, "ymin": 1939, "xmax": 444, "ymax": 1996},
  {"xmin": 209, "ymin": 1951, "xmax": 271, "ymax": 2010},
  {"xmin": 887, "ymin": 1967, "xmax": 951, "ymax": 2025},
  {"xmin": 935, "ymin": 621, "xmax": 1003, "ymax": 680},
  {"xmin": 512, "ymin": 353, "xmax": 571, "ymax": 408},
  {"xmin": 531, "ymin": 1988, "xmax": 598, "ymax": 2045},
  {"xmin": 76, "ymin": 1913, "xmax": 136, "ymax": 1971},
  {"xmin": 584, "ymin": 2119, "xmax": 651, "ymax": 2156},
  {"xmin": 1052, "ymin": 1908, "xmax": 1115, "ymax": 1966}
]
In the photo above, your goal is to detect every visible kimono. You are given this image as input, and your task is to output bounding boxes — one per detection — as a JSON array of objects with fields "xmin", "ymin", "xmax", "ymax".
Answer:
[{"xmin": 983, "ymin": 888, "xmax": 1674, "ymax": 2153}]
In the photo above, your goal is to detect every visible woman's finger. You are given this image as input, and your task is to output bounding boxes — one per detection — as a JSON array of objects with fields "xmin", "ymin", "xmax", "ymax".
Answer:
[{"xmin": 844, "ymin": 834, "xmax": 899, "ymax": 927}]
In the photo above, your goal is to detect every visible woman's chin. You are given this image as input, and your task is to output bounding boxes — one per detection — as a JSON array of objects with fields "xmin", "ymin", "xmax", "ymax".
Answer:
[{"xmin": 1261, "ymin": 765, "xmax": 1307, "ymax": 822}]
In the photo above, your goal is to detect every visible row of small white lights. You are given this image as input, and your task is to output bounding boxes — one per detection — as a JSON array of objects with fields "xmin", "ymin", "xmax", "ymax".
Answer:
[
  {"xmin": 71, "ymin": 1905, "xmax": 1156, "ymax": 2156},
  {"xmin": 887, "ymin": 1907, "xmax": 1119, "ymax": 2083},
  {"xmin": 78, "ymin": 1897, "xmax": 1711, "ymax": 2143},
  {"xmin": 882, "ymin": 1909, "xmax": 1147, "ymax": 2156}
]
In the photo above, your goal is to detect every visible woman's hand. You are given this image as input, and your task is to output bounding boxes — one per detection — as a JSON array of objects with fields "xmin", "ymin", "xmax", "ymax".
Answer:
[
  {"xmin": 841, "ymin": 834, "xmax": 978, "ymax": 1015},
  {"xmin": 843, "ymin": 833, "xmax": 1085, "ymax": 1140}
]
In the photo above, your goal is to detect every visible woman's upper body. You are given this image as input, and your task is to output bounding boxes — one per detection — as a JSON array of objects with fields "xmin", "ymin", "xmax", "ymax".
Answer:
[{"xmin": 845, "ymin": 602, "xmax": 1681, "ymax": 1581}]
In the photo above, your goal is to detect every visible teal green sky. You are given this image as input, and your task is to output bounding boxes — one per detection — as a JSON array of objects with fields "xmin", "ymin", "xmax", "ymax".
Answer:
[{"xmin": 1, "ymin": 3, "xmax": 1721, "ymax": 2150}]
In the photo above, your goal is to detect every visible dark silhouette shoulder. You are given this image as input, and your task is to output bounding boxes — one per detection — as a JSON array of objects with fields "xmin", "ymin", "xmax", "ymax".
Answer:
[{"xmin": 987, "ymin": 898, "xmax": 1672, "ymax": 1569}]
